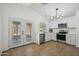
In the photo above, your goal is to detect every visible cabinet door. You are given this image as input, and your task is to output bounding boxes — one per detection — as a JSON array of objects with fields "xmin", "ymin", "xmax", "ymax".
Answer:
[
  {"xmin": 52, "ymin": 33, "xmax": 56, "ymax": 41},
  {"xmin": 76, "ymin": 34, "xmax": 79, "ymax": 47},
  {"xmin": 70, "ymin": 34, "xmax": 76, "ymax": 45},
  {"xmin": 45, "ymin": 33, "xmax": 51, "ymax": 42},
  {"xmin": 66, "ymin": 34, "xmax": 76, "ymax": 45},
  {"xmin": 66, "ymin": 34, "xmax": 71, "ymax": 44}
]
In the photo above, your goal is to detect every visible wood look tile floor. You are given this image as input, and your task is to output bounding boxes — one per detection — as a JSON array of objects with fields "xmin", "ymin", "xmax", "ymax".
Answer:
[{"xmin": 2, "ymin": 41, "xmax": 79, "ymax": 56}]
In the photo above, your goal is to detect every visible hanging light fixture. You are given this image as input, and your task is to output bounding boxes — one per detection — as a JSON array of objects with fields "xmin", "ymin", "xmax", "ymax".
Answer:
[
  {"xmin": 56, "ymin": 8, "xmax": 59, "ymax": 19},
  {"xmin": 50, "ymin": 8, "xmax": 64, "ymax": 20}
]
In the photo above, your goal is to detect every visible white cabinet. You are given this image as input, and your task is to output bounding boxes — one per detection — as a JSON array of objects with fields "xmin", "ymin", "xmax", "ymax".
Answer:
[
  {"xmin": 45, "ymin": 33, "xmax": 57, "ymax": 42},
  {"xmin": 76, "ymin": 33, "xmax": 79, "ymax": 47},
  {"xmin": 45, "ymin": 33, "xmax": 51, "ymax": 42},
  {"xmin": 52, "ymin": 33, "xmax": 57, "ymax": 41},
  {"xmin": 68, "ymin": 21, "xmax": 76, "ymax": 28},
  {"xmin": 66, "ymin": 34, "xmax": 76, "ymax": 45}
]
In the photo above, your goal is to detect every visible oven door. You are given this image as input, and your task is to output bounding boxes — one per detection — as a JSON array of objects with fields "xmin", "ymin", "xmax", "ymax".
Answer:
[{"xmin": 57, "ymin": 34, "xmax": 66, "ymax": 41}]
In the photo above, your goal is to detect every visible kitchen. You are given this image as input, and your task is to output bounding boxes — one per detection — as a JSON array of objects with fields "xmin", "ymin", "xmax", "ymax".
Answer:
[{"xmin": 0, "ymin": 3, "xmax": 79, "ymax": 56}]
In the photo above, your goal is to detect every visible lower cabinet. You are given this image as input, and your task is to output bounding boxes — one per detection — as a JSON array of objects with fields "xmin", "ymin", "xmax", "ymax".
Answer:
[
  {"xmin": 45, "ymin": 33, "xmax": 56, "ymax": 42},
  {"xmin": 76, "ymin": 34, "xmax": 79, "ymax": 47},
  {"xmin": 52, "ymin": 33, "xmax": 56, "ymax": 41},
  {"xmin": 66, "ymin": 34, "xmax": 76, "ymax": 45},
  {"xmin": 45, "ymin": 33, "xmax": 51, "ymax": 42}
]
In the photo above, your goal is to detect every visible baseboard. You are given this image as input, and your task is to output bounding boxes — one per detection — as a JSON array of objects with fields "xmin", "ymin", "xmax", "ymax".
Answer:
[{"xmin": 2, "ymin": 42, "xmax": 39, "ymax": 53}]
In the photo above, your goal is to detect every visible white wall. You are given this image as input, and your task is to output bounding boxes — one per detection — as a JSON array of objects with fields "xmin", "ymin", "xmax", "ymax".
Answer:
[
  {"xmin": 0, "ymin": 4, "xmax": 47, "ymax": 51},
  {"xmin": 0, "ymin": 12, "xmax": 1, "ymax": 55},
  {"xmin": 0, "ymin": 5, "xmax": 2, "ymax": 55}
]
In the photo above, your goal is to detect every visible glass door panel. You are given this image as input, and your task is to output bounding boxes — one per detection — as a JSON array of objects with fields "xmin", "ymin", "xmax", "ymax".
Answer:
[
  {"xmin": 12, "ymin": 21, "xmax": 21, "ymax": 36},
  {"xmin": 26, "ymin": 23, "xmax": 31, "ymax": 35},
  {"xmin": 9, "ymin": 18, "xmax": 33, "ymax": 48},
  {"xmin": 26, "ymin": 23, "xmax": 32, "ymax": 42},
  {"xmin": 12, "ymin": 21, "xmax": 21, "ymax": 43},
  {"xmin": 9, "ymin": 19, "xmax": 23, "ymax": 48}
]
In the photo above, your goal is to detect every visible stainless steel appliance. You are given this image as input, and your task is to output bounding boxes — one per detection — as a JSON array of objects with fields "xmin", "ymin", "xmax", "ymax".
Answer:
[
  {"xmin": 58, "ymin": 23, "xmax": 67, "ymax": 28},
  {"xmin": 57, "ymin": 30, "xmax": 68, "ymax": 42},
  {"xmin": 40, "ymin": 34, "xmax": 45, "ymax": 44}
]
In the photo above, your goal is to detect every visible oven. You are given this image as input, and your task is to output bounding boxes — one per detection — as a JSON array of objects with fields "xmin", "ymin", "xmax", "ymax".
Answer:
[
  {"xmin": 57, "ymin": 30, "xmax": 68, "ymax": 41},
  {"xmin": 57, "ymin": 33, "xmax": 66, "ymax": 41}
]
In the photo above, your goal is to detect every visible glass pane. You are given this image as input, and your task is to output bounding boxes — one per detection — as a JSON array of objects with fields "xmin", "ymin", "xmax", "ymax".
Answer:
[
  {"xmin": 26, "ymin": 23, "xmax": 32, "ymax": 41},
  {"xmin": 26, "ymin": 23, "xmax": 31, "ymax": 35},
  {"xmin": 12, "ymin": 21, "xmax": 21, "ymax": 36}
]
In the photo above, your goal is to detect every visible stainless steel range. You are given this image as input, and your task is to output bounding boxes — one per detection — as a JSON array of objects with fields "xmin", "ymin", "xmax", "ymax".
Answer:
[{"xmin": 57, "ymin": 30, "xmax": 68, "ymax": 43}]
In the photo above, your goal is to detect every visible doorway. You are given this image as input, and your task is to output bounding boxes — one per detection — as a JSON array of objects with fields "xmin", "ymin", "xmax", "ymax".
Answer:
[
  {"xmin": 8, "ymin": 18, "xmax": 33, "ymax": 48},
  {"xmin": 26, "ymin": 23, "xmax": 32, "ymax": 42}
]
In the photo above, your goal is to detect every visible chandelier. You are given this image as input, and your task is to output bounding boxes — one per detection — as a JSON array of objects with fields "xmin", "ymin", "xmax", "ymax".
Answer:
[{"xmin": 50, "ymin": 8, "xmax": 64, "ymax": 20}]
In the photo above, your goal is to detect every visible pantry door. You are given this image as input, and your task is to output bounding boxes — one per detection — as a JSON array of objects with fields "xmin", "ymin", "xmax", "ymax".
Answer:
[
  {"xmin": 9, "ymin": 18, "xmax": 24, "ymax": 48},
  {"xmin": 23, "ymin": 21, "xmax": 33, "ymax": 45}
]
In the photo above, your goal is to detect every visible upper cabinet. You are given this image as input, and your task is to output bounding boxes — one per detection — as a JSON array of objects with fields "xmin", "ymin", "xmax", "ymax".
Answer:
[
  {"xmin": 49, "ymin": 16, "xmax": 76, "ymax": 28},
  {"xmin": 67, "ymin": 17, "xmax": 76, "ymax": 28},
  {"xmin": 39, "ymin": 22, "xmax": 46, "ymax": 33}
]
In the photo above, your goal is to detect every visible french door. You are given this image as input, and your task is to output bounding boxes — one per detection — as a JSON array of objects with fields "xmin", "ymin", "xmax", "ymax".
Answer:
[
  {"xmin": 8, "ymin": 18, "xmax": 32, "ymax": 48},
  {"xmin": 23, "ymin": 22, "xmax": 32, "ymax": 45}
]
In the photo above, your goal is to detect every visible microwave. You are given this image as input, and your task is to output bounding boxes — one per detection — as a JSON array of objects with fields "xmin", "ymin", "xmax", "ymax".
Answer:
[{"xmin": 58, "ymin": 23, "xmax": 67, "ymax": 28}]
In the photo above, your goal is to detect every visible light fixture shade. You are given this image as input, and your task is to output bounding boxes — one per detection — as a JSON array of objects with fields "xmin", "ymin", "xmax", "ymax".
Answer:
[{"xmin": 47, "ymin": 8, "xmax": 64, "ymax": 22}]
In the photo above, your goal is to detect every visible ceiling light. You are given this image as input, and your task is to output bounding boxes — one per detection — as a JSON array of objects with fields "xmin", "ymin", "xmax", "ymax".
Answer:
[{"xmin": 50, "ymin": 8, "xmax": 64, "ymax": 21}]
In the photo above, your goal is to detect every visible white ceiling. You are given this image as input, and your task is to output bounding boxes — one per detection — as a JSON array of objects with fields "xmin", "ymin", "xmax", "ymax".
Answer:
[
  {"xmin": 24, "ymin": 3, "xmax": 79, "ymax": 18},
  {"xmin": 1, "ymin": 3, "xmax": 79, "ymax": 18}
]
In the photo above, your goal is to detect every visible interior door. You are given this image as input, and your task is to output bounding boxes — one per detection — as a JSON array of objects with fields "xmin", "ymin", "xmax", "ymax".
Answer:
[
  {"xmin": 9, "ymin": 18, "xmax": 23, "ymax": 48},
  {"xmin": 9, "ymin": 18, "xmax": 33, "ymax": 48},
  {"xmin": 23, "ymin": 22, "xmax": 32, "ymax": 44}
]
